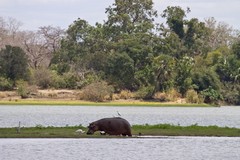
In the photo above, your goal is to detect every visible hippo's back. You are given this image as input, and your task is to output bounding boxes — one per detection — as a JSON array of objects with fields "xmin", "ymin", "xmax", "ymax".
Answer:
[{"xmin": 97, "ymin": 117, "xmax": 131, "ymax": 136}]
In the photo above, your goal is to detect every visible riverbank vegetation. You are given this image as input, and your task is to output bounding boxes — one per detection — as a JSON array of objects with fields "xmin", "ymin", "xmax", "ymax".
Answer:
[
  {"xmin": 0, "ymin": 124, "xmax": 240, "ymax": 138},
  {"xmin": 0, "ymin": 90, "xmax": 211, "ymax": 106},
  {"xmin": 0, "ymin": 0, "xmax": 240, "ymax": 106}
]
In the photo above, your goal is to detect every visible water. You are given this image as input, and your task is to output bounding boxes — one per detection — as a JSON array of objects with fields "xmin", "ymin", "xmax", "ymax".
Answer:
[
  {"xmin": 1, "ymin": 137, "xmax": 240, "ymax": 160},
  {"xmin": 0, "ymin": 105, "xmax": 240, "ymax": 128},
  {"xmin": 1, "ymin": 105, "xmax": 240, "ymax": 159}
]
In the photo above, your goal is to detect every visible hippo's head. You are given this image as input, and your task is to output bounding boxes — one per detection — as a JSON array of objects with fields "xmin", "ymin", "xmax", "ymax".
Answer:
[{"xmin": 87, "ymin": 122, "xmax": 99, "ymax": 135}]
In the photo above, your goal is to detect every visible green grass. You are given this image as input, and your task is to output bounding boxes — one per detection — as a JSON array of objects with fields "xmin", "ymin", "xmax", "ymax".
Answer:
[
  {"xmin": 132, "ymin": 124, "xmax": 240, "ymax": 137},
  {"xmin": 1, "ymin": 124, "xmax": 239, "ymax": 138},
  {"xmin": 0, "ymin": 99, "xmax": 211, "ymax": 107}
]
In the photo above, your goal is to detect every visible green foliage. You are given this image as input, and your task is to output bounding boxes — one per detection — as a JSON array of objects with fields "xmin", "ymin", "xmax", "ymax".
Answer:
[
  {"xmin": 175, "ymin": 56, "xmax": 194, "ymax": 95},
  {"xmin": 216, "ymin": 55, "xmax": 240, "ymax": 83},
  {"xmin": 200, "ymin": 87, "xmax": 222, "ymax": 105},
  {"xmin": 135, "ymin": 85, "xmax": 155, "ymax": 99},
  {"xmin": 0, "ymin": 77, "xmax": 13, "ymax": 91},
  {"xmin": 0, "ymin": 45, "xmax": 29, "ymax": 83},
  {"xmin": 105, "ymin": 52, "xmax": 135, "ymax": 90},
  {"xmin": 192, "ymin": 68, "xmax": 221, "ymax": 92},
  {"xmin": 33, "ymin": 68, "xmax": 53, "ymax": 89},
  {"xmin": 16, "ymin": 80, "xmax": 29, "ymax": 98},
  {"xmin": 162, "ymin": 6, "xmax": 187, "ymax": 39},
  {"xmin": 105, "ymin": 0, "xmax": 157, "ymax": 35},
  {"xmin": 153, "ymin": 54, "xmax": 175, "ymax": 92},
  {"xmin": 51, "ymin": 72, "xmax": 67, "ymax": 89},
  {"xmin": 186, "ymin": 89, "xmax": 203, "ymax": 104},
  {"xmin": 78, "ymin": 72, "xmax": 102, "ymax": 89},
  {"xmin": 62, "ymin": 72, "xmax": 79, "ymax": 89},
  {"xmin": 221, "ymin": 83, "xmax": 240, "ymax": 105},
  {"xmin": 232, "ymin": 40, "xmax": 240, "ymax": 59},
  {"xmin": 79, "ymin": 81, "xmax": 114, "ymax": 102}
]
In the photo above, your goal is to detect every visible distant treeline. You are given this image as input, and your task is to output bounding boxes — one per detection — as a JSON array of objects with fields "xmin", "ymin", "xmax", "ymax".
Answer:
[{"xmin": 0, "ymin": 0, "xmax": 239, "ymax": 105}]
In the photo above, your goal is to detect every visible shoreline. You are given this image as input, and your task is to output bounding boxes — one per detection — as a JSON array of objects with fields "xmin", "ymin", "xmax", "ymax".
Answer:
[
  {"xmin": 0, "ymin": 99, "xmax": 211, "ymax": 107},
  {"xmin": 0, "ymin": 89, "xmax": 213, "ymax": 107}
]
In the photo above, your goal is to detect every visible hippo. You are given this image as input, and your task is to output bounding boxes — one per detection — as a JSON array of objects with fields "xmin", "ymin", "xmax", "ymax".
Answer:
[{"xmin": 87, "ymin": 117, "xmax": 132, "ymax": 136}]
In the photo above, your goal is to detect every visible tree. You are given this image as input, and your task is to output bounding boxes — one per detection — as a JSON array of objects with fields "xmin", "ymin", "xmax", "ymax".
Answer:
[
  {"xmin": 232, "ymin": 40, "xmax": 240, "ymax": 59},
  {"xmin": 0, "ymin": 45, "xmax": 29, "ymax": 83},
  {"xmin": 161, "ymin": 7, "xmax": 211, "ymax": 57},
  {"xmin": 23, "ymin": 26, "xmax": 65, "ymax": 69},
  {"xmin": 162, "ymin": 6, "xmax": 189, "ymax": 39},
  {"xmin": 105, "ymin": 0, "xmax": 157, "ymax": 38},
  {"xmin": 105, "ymin": 52, "xmax": 135, "ymax": 90},
  {"xmin": 153, "ymin": 54, "xmax": 175, "ymax": 92},
  {"xmin": 205, "ymin": 17, "xmax": 235, "ymax": 50},
  {"xmin": 175, "ymin": 56, "xmax": 194, "ymax": 95}
]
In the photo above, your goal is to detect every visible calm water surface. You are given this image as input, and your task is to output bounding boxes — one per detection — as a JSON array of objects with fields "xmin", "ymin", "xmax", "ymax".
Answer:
[
  {"xmin": 1, "ymin": 137, "xmax": 240, "ymax": 160},
  {"xmin": 0, "ymin": 105, "xmax": 240, "ymax": 128}
]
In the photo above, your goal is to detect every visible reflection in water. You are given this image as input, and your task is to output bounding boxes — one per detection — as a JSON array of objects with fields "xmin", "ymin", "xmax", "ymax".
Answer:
[
  {"xmin": 1, "ymin": 137, "xmax": 240, "ymax": 160},
  {"xmin": 0, "ymin": 105, "xmax": 240, "ymax": 128}
]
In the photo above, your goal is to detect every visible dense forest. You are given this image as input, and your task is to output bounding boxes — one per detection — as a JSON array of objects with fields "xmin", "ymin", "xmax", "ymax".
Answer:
[{"xmin": 0, "ymin": 0, "xmax": 240, "ymax": 105}]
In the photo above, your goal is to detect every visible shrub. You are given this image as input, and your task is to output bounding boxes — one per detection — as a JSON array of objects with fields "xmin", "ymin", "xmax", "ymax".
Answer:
[
  {"xmin": 0, "ymin": 77, "xmax": 13, "ymax": 91},
  {"xmin": 63, "ymin": 72, "xmax": 79, "ymax": 89},
  {"xmin": 166, "ymin": 88, "xmax": 181, "ymax": 102},
  {"xmin": 186, "ymin": 89, "xmax": 202, "ymax": 104},
  {"xmin": 80, "ymin": 81, "xmax": 114, "ymax": 102},
  {"xmin": 119, "ymin": 90, "xmax": 133, "ymax": 99},
  {"xmin": 51, "ymin": 72, "xmax": 66, "ymax": 89},
  {"xmin": 153, "ymin": 92, "xmax": 167, "ymax": 102},
  {"xmin": 77, "ymin": 73, "xmax": 101, "ymax": 89},
  {"xmin": 0, "ymin": 92, "xmax": 7, "ymax": 98},
  {"xmin": 33, "ymin": 68, "xmax": 52, "ymax": 89},
  {"xmin": 221, "ymin": 83, "xmax": 240, "ymax": 105},
  {"xmin": 16, "ymin": 80, "xmax": 38, "ymax": 98},
  {"xmin": 16, "ymin": 80, "xmax": 29, "ymax": 98},
  {"xmin": 200, "ymin": 86, "xmax": 222, "ymax": 105},
  {"xmin": 135, "ymin": 86, "xmax": 155, "ymax": 99}
]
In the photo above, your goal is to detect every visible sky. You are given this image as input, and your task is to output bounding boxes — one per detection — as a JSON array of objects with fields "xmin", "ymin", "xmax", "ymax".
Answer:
[{"xmin": 0, "ymin": 0, "xmax": 240, "ymax": 31}]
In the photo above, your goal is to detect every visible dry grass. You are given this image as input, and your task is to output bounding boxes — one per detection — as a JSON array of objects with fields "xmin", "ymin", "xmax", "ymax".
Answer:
[{"xmin": 0, "ymin": 89, "xmax": 210, "ymax": 107}]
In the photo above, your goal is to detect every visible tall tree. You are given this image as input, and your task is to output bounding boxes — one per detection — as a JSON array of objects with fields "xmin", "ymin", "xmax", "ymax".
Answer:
[
  {"xmin": 162, "ymin": 6, "xmax": 189, "ymax": 39},
  {"xmin": 105, "ymin": 0, "xmax": 157, "ymax": 38},
  {"xmin": 0, "ymin": 45, "xmax": 29, "ymax": 83}
]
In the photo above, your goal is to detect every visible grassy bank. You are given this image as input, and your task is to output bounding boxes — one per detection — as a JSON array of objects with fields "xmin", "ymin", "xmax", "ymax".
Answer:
[
  {"xmin": 0, "ymin": 99, "xmax": 210, "ymax": 107},
  {"xmin": 1, "ymin": 124, "xmax": 239, "ymax": 138}
]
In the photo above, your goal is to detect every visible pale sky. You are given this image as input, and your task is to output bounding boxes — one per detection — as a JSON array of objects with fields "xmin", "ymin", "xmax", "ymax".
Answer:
[{"xmin": 1, "ymin": 0, "xmax": 239, "ymax": 31}]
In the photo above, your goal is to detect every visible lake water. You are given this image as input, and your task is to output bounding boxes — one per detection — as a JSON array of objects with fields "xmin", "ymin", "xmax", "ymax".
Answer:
[
  {"xmin": 1, "ymin": 105, "xmax": 240, "ymax": 160},
  {"xmin": 0, "ymin": 105, "xmax": 240, "ymax": 128},
  {"xmin": 1, "ymin": 137, "xmax": 240, "ymax": 160}
]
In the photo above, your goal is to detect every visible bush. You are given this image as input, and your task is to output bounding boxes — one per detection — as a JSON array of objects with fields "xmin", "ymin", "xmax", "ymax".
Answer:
[
  {"xmin": 153, "ymin": 92, "xmax": 167, "ymax": 102},
  {"xmin": 63, "ymin": 72, "xmax": 79, "ymax": 89},
  {"xmin": 77, "ymin": 72, "xmax": 101, "ymax": 89},
  {"xmin": 166, "ymin": 88, "xmax": 181, "ymax": 102},
  {"xmin": 79, "ymin": 81, "xmax": 114, "ymax": 102},
  {"xmin": 16, "ymin": 80, "xmax": 38, "ymax": 98},
  {"xmin": 16, "ymin": 80, "xmax": 29, "ymax": 98},
  {"xmin": 119, "ymin": 90, "xmax": 133, "ymax": 99},
  {"xmin": 51, "ymin": 72, "xmax": 67, "ymax": 89},
  {"xmin": 33, "ymin": 68, "xmax": 53, "ymax": 89},
  {"xmin": 186, "ymin": 89, "xmax": 202, "ymax": 104},
  {"xmin": 0, "ymin": 77, "xmax": 13, "ymax": 91},
  {"xmin": 135, "ymin": 86, "xmax": 154, "ymax": 99},
  {"xmin": 200, "ymin": 86, "xmax": 222, "ymax": 105},
  {"xmin": 221, "ymin": 83, "xmax": 240, "ymax": 105}
]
